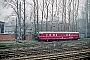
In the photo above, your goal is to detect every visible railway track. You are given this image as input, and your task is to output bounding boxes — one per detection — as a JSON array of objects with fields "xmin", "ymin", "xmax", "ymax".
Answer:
[
  {"xmin": 1, "ymin": 49, "xmax": 90, "ymax": 60},
  {"xmin": 0, "ymin": 40, "xmax": 90, "ymax": 60},
  {"xmin": 0, "ymin": 46, "xmax": 90, "ymax": 60}
]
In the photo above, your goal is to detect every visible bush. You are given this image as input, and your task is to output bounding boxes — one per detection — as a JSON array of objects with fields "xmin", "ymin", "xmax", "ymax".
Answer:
[
  {"xmin": 32, "ymin": 32, "xmax": 38, "ymax": 40},
  {"xmin": 0, "ymin": 44, "xmax": 6, "ymax": 47}
]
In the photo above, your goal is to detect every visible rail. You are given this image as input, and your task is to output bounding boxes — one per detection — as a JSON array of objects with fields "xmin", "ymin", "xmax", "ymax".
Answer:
[{"xmin": 2, "ymin": 49, "xmax": 89, "ymax": 60}]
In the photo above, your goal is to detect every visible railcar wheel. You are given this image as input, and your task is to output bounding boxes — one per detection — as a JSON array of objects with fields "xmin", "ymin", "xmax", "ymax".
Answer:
[{"xmin": 47, "ymin": 40, "xmax": 48, "ymax": 42}]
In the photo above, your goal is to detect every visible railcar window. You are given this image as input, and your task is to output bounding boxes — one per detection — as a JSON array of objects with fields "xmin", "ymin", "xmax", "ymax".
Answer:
[
  {"xmin": 72, "ymin": 34, "xmax": 75, "ymax": 35},
  {"xmin": 71, "ymin": 33, "xmax": 76, "ymax": 36},
  {"xmin": 49, "ymin": 34, "xmax": 51, "ymax": 36},
  {"xmin": 60, "ymin": 34, "xmax": 62, "ymax": 36},
  {"xmin": 53, "ymin": 34, "xmax": 55, "ymax": 36},
  {"xmin": 56, "ymin": 34, "xmax": 57, "ymax": 36},
  {"xmin": 71, "ymin": 34, "xmax": 73, "ymax": 36},
  {"xmin": 46, "ymin": 34, "xmax": 48, "ymax": 36},
  {"xmin": 66, "ymin": 34, "xmax": 68, "ymax": 36},
  {"xmin": 74, "ymin": 34, "xmax": 76, "ymax": 35},
  {"xmin": 51, "ymin": 34, "xmax": 53, "ymax": 36},
  {"xmin": 69, "ymin": 34, "xmax": 70, "ymax": 36}
]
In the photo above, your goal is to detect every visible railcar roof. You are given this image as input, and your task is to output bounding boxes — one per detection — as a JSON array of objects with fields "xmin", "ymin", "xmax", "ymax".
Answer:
[{"xmin": 39, "ymin": 32, "xmax": 79, "ymax": 34}]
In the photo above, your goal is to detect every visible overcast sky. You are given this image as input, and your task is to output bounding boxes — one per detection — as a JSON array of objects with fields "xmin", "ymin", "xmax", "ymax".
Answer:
[
  {"xmin": 0, "ymin": 0, "xmax": 86, "ymax": 22},
  {"xmin": 0, "ymin": 0, "xmax": 13, "ymax": 22}
]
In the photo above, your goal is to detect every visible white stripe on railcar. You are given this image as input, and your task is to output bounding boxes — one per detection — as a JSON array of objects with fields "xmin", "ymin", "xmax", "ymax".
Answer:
[{"xmin": 39, "ymin": 32, "xmax": 79, "ymax": 34}]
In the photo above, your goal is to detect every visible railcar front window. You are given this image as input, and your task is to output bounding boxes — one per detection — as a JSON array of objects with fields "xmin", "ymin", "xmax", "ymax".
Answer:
[{"xmin": 40, "ymin": 34, "xmax": 41, "ymax": 36}]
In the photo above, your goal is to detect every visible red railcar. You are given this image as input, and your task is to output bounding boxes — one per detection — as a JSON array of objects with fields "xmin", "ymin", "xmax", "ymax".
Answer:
[{"xmin": 37, "ymin": 32, "xmax": 79, "ymax": 41}]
